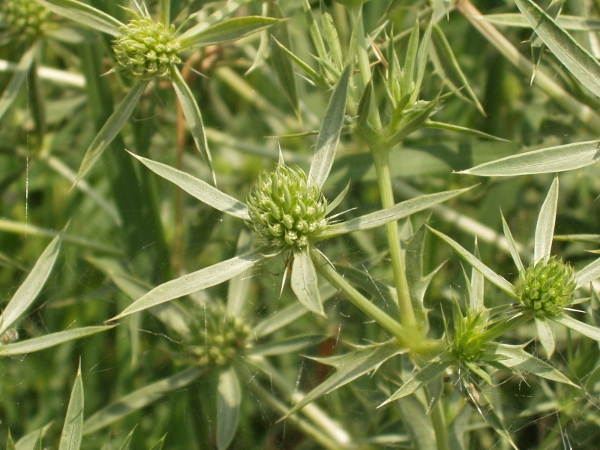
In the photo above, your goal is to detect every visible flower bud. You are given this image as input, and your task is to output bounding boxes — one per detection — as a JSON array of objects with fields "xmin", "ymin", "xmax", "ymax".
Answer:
[{"xmin": 1, "ymin": 0, "xmax": 50, "ymax": 40}]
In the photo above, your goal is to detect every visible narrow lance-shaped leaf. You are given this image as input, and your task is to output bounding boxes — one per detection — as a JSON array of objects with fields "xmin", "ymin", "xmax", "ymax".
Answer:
[
  {"xmin": 535, "ymin": 316, "xmax": 556, "ymax": 357},
  {"xmin": 576, "ymin": 257, "xmax": 600, "ymax": 288},
  {"xmin": 280, "ymin": 343, "xmax": 404, "ymax": 420},
  {"xmin": 59, "ymin": 363, "xmax": 84, "ymax": 450},
  {"xmin": 110, "ymin": 253, "xmax": 264, "ymax": 320},
  {"xmin": 127, "ymin": 152, "xmax": 248, "ymax": 219},
  {"xmin": 35, "ymin": 0, "xmax": 124, "ymax": 36},
  {"xmin": 534, "ymin": 175, "xmax": 558, "ymax": 262},
  {"xmin": 379, "ymin": 360, "xmax": 451, "ymax": 407},
  {"xmin": 0, "ymin": 44, "xmax": 37, "ymax": 122},
  {"xmin": 501, "ymin": 212, "xmax": 525, "ymax": 274},
  {"xmin": 0, "ymin": 326, "xmax": 115, "ymax": 356},
  {"xmin": 469, "ymin": 241, "xmax": 485, "ymax": 311},
  {"xmin": 83, "ymin": 368, "xmax": 202, "ymax": 434},
  {"xmin": 402, "ymin": 20, "xmax": 420, "ymax": 98},
  {"xmin": 170, "ymin": 66, "xmax": 216, "ymax": 184},
  {"xmin": 74, "ymin": 81, "xmax": 148, "ymax": 186},
  {"xmin": 459, "ymin": 140, "xmax": 600, "ymax": 176},
  {"xmin": 319, "ymin": 186, "xmax": 473, "ymax": 239},
  {"xmin": 466, "ymin": 387, "xmax": 518, "ymax": 450},
  {"xmin": 483, "ymin": 13, "xmax": 600, "ymax": 31},
  {"xmin": 116, "ymin": 427, "xmax": 136, "ymax": 450},
  {"xmin": 552, "ymin": 314, "xmax": 600, "ymax": 341},
  {"xmin": 177, "ymin": 16, "xmax": 279, "ymax": 49},
  {"xmin": 217, "ymin": 367, "xmax": 242, "ymax": 450},
  {"xmin": 227, "ymin": 230, "xmax": 253, "ymax": 317},
  {"xmin": 308, "ymin": 65, "xmax": 351, "ymax": 187},
  {"xmin": 412, "ymin": 19, "xmax": 433, "ymax": 105},
  {"xmin": 291, "ymin": 249, "xmax": 324, "ymax": 316},
  {"xmin": 515, "ymin": 0, "xmax": 600, "ymax": 100},
  {"xmin": 1, "ymin": 231, "xmax": 63, "ymax": 335},
  {"xmin": 428, "ymin": 227, "xmax": 518, "ymax": 298}
]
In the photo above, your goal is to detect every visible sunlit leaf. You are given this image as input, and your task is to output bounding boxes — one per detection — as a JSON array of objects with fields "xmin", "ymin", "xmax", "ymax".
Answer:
[
  {"xmin": 111, "ymin": 253, "xmax": 263, "ymax": 320},
  {"xmin": 576, "ymin": 257, "xmax": 600, "ymax": 288},
  {"xmin": 515, "ymin": 0, "xmax": 600, "ymax": 100},
  {"xmin": 217, "ymin": 367, "xmax": 242, "ymax": 450},
  {"xmin": 535, "ymin": 316, "xmax": 556, "ymax": 357},
  {"xmin": 74, "ymin": 82, "xmax": 148, "ymax": 186},
  {"xmin": 459, "ymin": 140, "xmax": 600, "ymax": 176},
  {"xmin": 248, "ymin": 334, "xmax": 327, "ymax": 356},
  {"xmin": 34, "ymin": 0, "xmax": 124, "ymax": 36},
  {"xmin": 291, "ymin": 249, "xmax": 324, "ymax": 316},
  {"xmin": 83, "ymin": 368, "xmax": 202, "ymax": 434},
  {"xmin": 552, "ymin": 314, "xmax": 600, "ymax": 341},
  {"xmin": 320, "ymin": 187, "xmax": 473, "ymax": 239},
  {"xmin": 127, "ymin": 152, "xmax": 248, "ymax": 219},
  {"xmin": 534, "ymin": 176, "xmax": 558, "ymax": 262},
  {"xmin": 484, "ymin": 14, "xmax": 600, "ymax": 31},
  {"xmin": 1, "ymin": 230, "xmax": 62, "ymax": 334},
  {"xmin": 59, "ymin": 363, "xmax": 83, "ymax": 450},
  {"xmin": 177, "ymin": 17, "xmax": 278, "ymax": 48},
  {"xmin": 501, "ymin": 212, "xmax": 524, "ymax": 274},
  {"xmin": 308, "ymin": 65, "xmax": 351, "ymax": 188}
]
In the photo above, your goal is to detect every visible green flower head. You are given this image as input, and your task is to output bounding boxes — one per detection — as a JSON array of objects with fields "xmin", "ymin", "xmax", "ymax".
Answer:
[
  {"xmin": 113, "ymin": 16, "xmax": 181, "ymax": 80},
  {"xmin": 188, "ymin": 302, "xmax": 251, "ymax": 367},
  {"xmin": 518, "ymin": 256, "xmax": 576, "ymax": 317},
  {"xmin": 0, "ymin": 0, "xmax": 50, "ymax": 40},
  {"xmin": 246, "ymin": 165, "xmax": 329, "ymax": 254},
  {"xmin": 451, "ymin": 309, "xmax": 489, "ymax": 363}
]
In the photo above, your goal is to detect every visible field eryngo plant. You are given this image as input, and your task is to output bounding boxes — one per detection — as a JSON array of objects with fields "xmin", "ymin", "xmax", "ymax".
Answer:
[{"xmin": 1, "ymin": 0, "xmax": 600, "ymax": 448}]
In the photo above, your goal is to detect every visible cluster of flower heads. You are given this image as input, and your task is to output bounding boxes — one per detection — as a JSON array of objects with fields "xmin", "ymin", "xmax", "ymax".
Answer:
[
  {"xmin": 112, "ymin": 16, "xmax": 181, "ymax": 80},
  {"xmin": 517, "ymin": 256, "xmax": 576, "ymax": 317},
  {"xmin": 246, "ymin": 165, "xmax": 329, "ymax": 254},
  {"xmin": 0, "ymin": 0, "xmax": 50, "ymax": 40},
  {"xmin": 187, "ymin": 302, "xmax": 251, "ymax": 367}
]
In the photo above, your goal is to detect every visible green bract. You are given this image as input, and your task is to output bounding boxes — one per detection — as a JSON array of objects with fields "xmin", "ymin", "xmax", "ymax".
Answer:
[
  {"xmin": 187, "ymin": 302, "xmax": 251, "ymax": 367},
  {"xmin": 0, "ymin": 0, "xmax": 50, "ymax": 40},
  {"xmin": 451, "ymin": 309, "xmax": 489, "ymax": 363},
  {"xmin": 246, "ymin": 165, "xmax": 328, "ymax": 254},
  {"xmin": 518, "ymin": 256, "xmax": 576, "ymax": 317},
  {"xmin": 113, "ymin": 16, "xmax": 181, "ymax": 80}
]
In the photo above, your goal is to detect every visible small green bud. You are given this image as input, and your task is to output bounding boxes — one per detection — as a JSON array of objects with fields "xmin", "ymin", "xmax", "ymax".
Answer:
[
  {"xmin": 112, "ymin": 17, "xmax": 181, "ymax": 80},
  {"xmin": 451, "ymin": 310, "xmax": 489, "ymax": 363},
  {"xmin": 0, "ymin": 0, "xmax": 50, "ymax": 40},
  {"xmin": 518, "ymin": 256, "xmax": 576, "ymax": 317},
  {"xmin": 246, "ymin": 165, "xmax": 329, "ymax": 253}
]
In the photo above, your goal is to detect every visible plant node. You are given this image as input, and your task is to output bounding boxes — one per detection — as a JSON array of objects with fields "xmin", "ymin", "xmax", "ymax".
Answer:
[
  {"xmin": 246, "ymin": 165, "xmax": 328, "ymax": 254},
  {"xmin": 112, "ymin": 17, "xmax": 181, "ymax": 80},
  {"xmin": 518, "ymin": 256, "xmax": 576, "ymax": 317}
]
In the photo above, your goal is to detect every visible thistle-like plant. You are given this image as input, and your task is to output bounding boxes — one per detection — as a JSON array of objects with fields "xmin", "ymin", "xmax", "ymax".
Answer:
[
  {"xmin": 34, "ymin": 0, "xmax": 279, "ymax": 185},
  {"xmin": 430, "ymin": 176, "xmax": 600, "ymax": 357}
]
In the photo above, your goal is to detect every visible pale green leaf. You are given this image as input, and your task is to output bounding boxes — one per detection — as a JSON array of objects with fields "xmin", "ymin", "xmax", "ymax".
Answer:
[
  {"xmin": 576, "ymin": 257, "xmax": 600, "ymax": 288},
  {"xmin": 217, "ymin": 367, "xmax": 242, "ymax": 450},
  {"xmin": 16, "ymin": 428, "xmax": 46, "ymax": 450},
  {"xmin": 467, "ymin": 388, "xmax": 518, "ymax": 450},
  {"xmin": 535, "ymin": 316, "xmax": 556, "ymax": 357},
  {"xmin": 178, "ymin": 17, "xmax": 278, "ymax": 48},
  {"xmin": 325, "ymin": 181, "xmax": 350, "ymax": 215},
  {"xmin": 0, "ymin": 326, "xmax": 114, "ymax": 356},
  {"xmin": 227, "ymin": 230, "xmax": 253, "ymax": 316},
  {"xmin": 379, "ymin": 360, "xmax": 450, "ymax": 407},
  {"xmin": 35, "ymin": 0, "xmax": 124, "ymax": 36},
  {"xmin": 515, "ymin": 0, "xmax": 600, "ymax": 99},
  {"xmin": 1, "ymin": 231, "xmax": 62, "ymax": 334},
  {"xmin": 301, "ymin": 0, "xmax": 327, "ymax": 61},
  {"xmin": 320, "ymin": 187, "xmax": 472, "ymax": 239},
  {"xmin": 280, "ymin": 343, "xmax": 403, "ymax": 420},
  {"xmin": 170, "ymin": 66, "xmax": 215, "ymax": 184},
  {"xmin": 459, "ymin": 140, "xmax": 600, "ymax": 176},
  {"xmin": 428, "ymin": 227, "xmax": 518, "ymax": 298},
  {"xmin": 501, "ymin": 212, "xmax": 524, "ymax": 274},
  {"xmin": 412, "ymin": 19, "xmax": 432, "ymax": 105},
  {"xmin": 468, "ymin": 241, "xmax": 485, "ymax": 311},
  {"xmin": 484, "ymin": 14, "xmax": 600, "ymax": 31},
  {"xmin": 111, "ymin": 253, "xmax": 263, "ymax": 320},
  {"xmin": 402, "ymin": 20, "xmax": 420, "ymax": 98},
  {"xmin": 83, "ymin": 368, "xmax": 202, "ymax": 434},
  {"xmin": 425, "ymin": 121, "xmax": 506, "ymax": 141},
  {"xmin": 74, "ymin": 82, "xmax": 148, "ymax": 186},
  {"xmin": 59, "ymin": 363, "xmax": 83, "ymax": 450},
  {"xmin": 534, "ymin": 176, "xmax": 558, "ymax": 262},
  {"xmin": 308, "ymin": 65, "xmax": 351, "ymax": 188},
  {"xmin": 395, "ymin": 394, "xmax": 436, "ymax": 450},
  {"xmin": 0, "ymin": 45, "xmax": 37, "ymax": 123},
  {"xmin": 552, "ymin": 314, "xmax": 600, "ymax": 341},
  {"xmin": 291, "ymin": 249, "xmax": 324, "ymax": 316},
  {"xmin": 248, "ymin": 334, "xmax": 327, "ymax": 356},
  {"xmin": 493, "ymin": 343, "xmax": 576, "ymax": 386},
  {"xmin": 128, "ymin": 152, "xmax": 248, "ymax": 219}
]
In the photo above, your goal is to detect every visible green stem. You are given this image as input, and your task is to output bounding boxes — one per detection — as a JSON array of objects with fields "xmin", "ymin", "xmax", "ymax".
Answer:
[
  {"xmin": 429, "ymin": 390, "xmax": 450, "ymax": 450},
  {"xmin": 371, "ymin": 145, "xmax": 418, "ymax": 330}
]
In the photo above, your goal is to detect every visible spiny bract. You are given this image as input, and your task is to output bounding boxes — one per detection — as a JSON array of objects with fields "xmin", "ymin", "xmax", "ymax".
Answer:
[
  {"xmin": 518, "ymin": 256, "xmax": 576, "ymax": 317},
  {"xmin": 246, "ymin": 165, "xmax": 328, "ymax": 254},
  {"xmin": 112, "ymin": 17, "xmax": 181, "ymax": 80}
]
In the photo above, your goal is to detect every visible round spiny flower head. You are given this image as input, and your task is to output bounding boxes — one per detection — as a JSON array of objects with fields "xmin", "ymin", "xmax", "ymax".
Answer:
[
  {"xmin": 451, "ymin": 311, "xmax": 488, "ymax": 363},
  {"xmin": 246, "ymin": 165, "xmax": 328, "ymax": 253},
  {"xmin": 112, "ymin": 17, "xmax": 181, "ymax": 80},
  {"xmin": 189, "ymin": 302, "xmax": 251, "ymax": 367},
  {"xmin": 518, "ymin": 256, "xmax": 576, "ymax": 317},
  {"xmin": 0, "ymin": 0, "xmax": 50, "ymax": 40}
]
